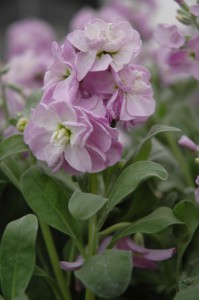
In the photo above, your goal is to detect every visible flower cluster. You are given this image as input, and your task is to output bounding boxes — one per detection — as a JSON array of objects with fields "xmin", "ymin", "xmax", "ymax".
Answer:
[{"xmin": 24, "ymin": 18, "xmax": 155, "ymax": 174}]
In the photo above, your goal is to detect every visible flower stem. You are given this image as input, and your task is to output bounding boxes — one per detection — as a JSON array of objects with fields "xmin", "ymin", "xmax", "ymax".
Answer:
[
  {"xmin": 39, "ymin": 220, "xmax": 72, "ymax": 300},
  {"xmin": 99, "ymin": 222, "xmax": 132, "ymax": 238},
  {"xmin": 165, "ymin": 132, "xmax": 194, "ymax": 187},
  {"xmin": 0, "ymin": 75, "xmax": 9, "ymax": 121}
]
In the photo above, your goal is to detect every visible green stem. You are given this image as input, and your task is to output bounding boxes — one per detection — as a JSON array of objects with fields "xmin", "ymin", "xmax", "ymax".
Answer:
[
  {"xmin": 39, "ymin": 220, "xmax": 72, "ymax": 300},
  {"xmin": 99, "ymin": 222, "xmax": 132, "ymax": 238},
  {"xmin": 166, "ymin": 132, "xmax": 194, "ymax": 187},
  {"xmin": 0, "ymin": 75, "xmax": 9, "ymax": 120},
  {"xmin": 85, "ymin": 174, "xmax": 99, "ymax": 300}
]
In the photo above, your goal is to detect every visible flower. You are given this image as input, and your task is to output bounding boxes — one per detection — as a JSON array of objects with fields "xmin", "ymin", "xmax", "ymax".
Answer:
[
  {"xmin": 67, "ymin": 18, "xmax": 142, "ymax": 80},
  {"xmin": 190, "ymin": 4, "xmax": 199, "ymax": 17},
  {"xmin": 24, "ymin": 100, "xmax": 122, "ymax": 174},
  {"xmin": 6, "ymin": 18, "xmax": 56, "ymax": 58},
  {"xmin": 60, "ymin": 236, "xmax": 176, "ymax": 272},
  {"xmin": 178, "ymin": 135, "xmax": 199, "ymax": 152},
  {"xmin": 195, "ymin": 176, "xmax": 199, "ymax": 203},
  {"xmin": 43, "ymin": 40, "xmax": 78, "ymax": 101},
  {"xmin": 154, "ymin": 24, "xmax": 185, "ymax": 49}
]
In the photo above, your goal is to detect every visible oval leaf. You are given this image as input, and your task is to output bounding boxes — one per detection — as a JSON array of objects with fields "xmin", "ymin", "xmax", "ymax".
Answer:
[
  {"xmin": 0, "ymin": 214, "xmax": 38, "ymax": 299},
  {"xmin": 0, "ymin": 135, "xmax": 28, "ymax": 162},
  {"xmin": 20, "ymin": 166, "xmax": 81, "ymax": 241},
  {"xmin": 113, "ymin": 207, "xmax": 183, "ymax": 242},
  {"xmin": 75, "ymin": 250, "xmax": 132, "ymax": 299},
  {"xmin": 69, "ymin": 190, "xmax": 108, "ymax": 220},
  {"xmin": 108, "ymin": 161, "xmax": 168, "ymax": 210}
]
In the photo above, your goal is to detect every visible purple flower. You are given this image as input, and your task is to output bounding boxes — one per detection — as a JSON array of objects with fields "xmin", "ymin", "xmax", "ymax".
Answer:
[
  {"xmin": 154, "ymin": 24, "xmax": 185, "ymax": 49},
  {"xmin": 44, "ymin": 40, "xmax": 78, "ymax": 100},
  {"xmin": 6, "ymin": 18, "xmax": 56, "ymax": 58},
  {"xmin": 178, "ymin": 135, "xmax": 199, "ymax": 152},
  {"xmin": 60, "ymin": 236, "xmax": 176, "ymax": 272},
  {"xmin": 168, "ymin": 33, "xmax": 199, "ymax": 80},
  {"xmin": 116, "ymin": 237, "xmax": 176, "ymax": 270},
  {"xmin": 107, "ymin": 64, "xmax": 155, "ymax": 123},
  {"xmin": 190, "ymin": 4, "xmax": 199, "ymax": 16},
  {"xmin": 67, "ymin": 18, "xmax": 142, "ymax": 80},
  {"xmin": 24, "ymin": 100, "xmax": 122, "ymax": 173}
]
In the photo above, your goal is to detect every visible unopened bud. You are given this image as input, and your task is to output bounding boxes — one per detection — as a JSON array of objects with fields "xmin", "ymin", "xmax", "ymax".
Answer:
[
  {"xmin": 134, "ymin": 233, "xmax": 145, "ymax": 247},
  {"xmin": 16, "ymin": 117, "xmax": 28, "ymax": 132},
  {"xmin": 176, "ymin": 15, "xmax": 191, "ymax": 25}
]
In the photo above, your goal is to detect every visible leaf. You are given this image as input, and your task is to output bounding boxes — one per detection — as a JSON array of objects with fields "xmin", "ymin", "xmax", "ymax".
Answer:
[
  {"xmin": 69, "ymin": 190, "xmax": 108, "ymax": 220},
  {"xmin": 112, "ymin": 207, "xmax": 183, "ymax": 242},
  {"xmin": 0, "ymin": 135, "xmax": 28, "ymax": 162},
  {"xmin": 108, "ymin": 161, "xmax": 168, "ymax": 210},
  {"xmin": 75, "ymin": 250, "xmax": 132, "ymax": 299},
  {"xmin": 174, "ymin": 286, "xmax": 199, "ymax": 300},
  {"xmin": 20, "ymin": 166, "xmax": 82, "ymax": 241},
  {"xmin": 133, "ymin": 124, "xmax": 180, "ymax": 162},
  {"xmin": 0, "ymin": 214, "xmax": 38, "ymax": 299},
  {"xmin": 173, "ymin": 200, "xmax": 199, "ymax": 268}
]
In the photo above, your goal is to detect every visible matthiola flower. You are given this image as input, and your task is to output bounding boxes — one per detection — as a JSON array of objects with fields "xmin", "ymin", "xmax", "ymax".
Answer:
[
  {"xmin": 190, "ymin": 4, "xmax": 199, "ymax": 16},
  {"xmin": 3, "ymin": 50, "xmax": 51, "ymax": 93},
  {"xmin": 116, "ymin": 237, "xmax": 176, "ymax": 270},
  {"xmin": 44, "ymin": 40, "xmax": 78, "ymax": 100},
  {"xmin": 107, "ymin": 65, "xmax": 155, "ymax": 123},
  {"xmin": 168, "ymin": 33, "xmax": 199, "ymax": 80},
  {"xmin": 6, "ymin": 18, "xmax": 56, "ymax": 58},
  {"xmin": 60, "ymin": 236, "xmax": 176, "ymax": 272},
  {"xmin": 24, "ymin": 100, "xmax": 122, "ymax": 174},
  {"xmin": 178, "ymin": 135, "xmax": 199, "ymax": 152},
  {"xmin": 67, "ymin": 18, "xmax": 141, "ymax": 80},
  {"xmin": 154, "ymin": 24, "xmax": 185, "ymax": 49}
]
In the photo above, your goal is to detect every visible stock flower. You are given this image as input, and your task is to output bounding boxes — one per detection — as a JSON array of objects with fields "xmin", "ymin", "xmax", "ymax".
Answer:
[
  {"xmin": 107, "ymin": 65, "xmax": 155, "ymax": 123},
  {"xmin": 168, "ymin": 33, "xmax": 199, "ymax": 80},
  {"xmin": 190, "ymin": 4, "xmax": 199, "ymax": 17},
  {"xmin": 178, "ymin": 135, "xmax": 199, "ymax": 152},
  {"xmin": 154, "ymin": 24, "xmax": 185, "ymax": 49},
  {"xmin": 67, "ymin": 18, "xmax": 142, "ymax": 80},
  {"xmin": 60, "ymin": 236, "xmax": 176, "ymax": 272},
  {"xmin": 116, "ymin": 237, "xmax": 176, "ymax": 270},
  {"xmin": 44, "ymin": 40, "xmax": 78, "ymax": 100},
  {"xmin": 24, "ymin": 100, "xmax": 122, "ymax": 173},
  {"xmin": 6, "ymin": 18, "xmax": 56, "ymax": 58}
]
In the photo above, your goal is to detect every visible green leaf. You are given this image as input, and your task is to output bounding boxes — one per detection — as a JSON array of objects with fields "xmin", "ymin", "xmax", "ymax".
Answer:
[
  {"xmin": 75, "ymin": 250, "xmax": 132, "ymax": 299},
  {"xmin": 0, "ymin": 135, "xmax": 28, "ymax": 162},
  {"xmin": 112, "ymin": 207, "xmax": 183, "ymax": 242},
  {"xmin": 133, "ymin": 124, "xmax": 180, "ymax": 162},
  {"xmin": 23, "ymin": 89, "xmax": 42, "ymax": 115},
  {"xmin": 173, "ymin": 200, "xmax": 199, "ymax": 268},
  {"xmin": 174, "ymin": 286, "xmax": 199, "ymax": 300},
  {"xmin": 0, "ymin": 214, "xmax": 38, "ymax": 299},
  {"xmin": 108, "ymin": 161, "xmax": 168, "ymax": 210},
  {"xmin": 69, "ymin": 190, "xmax": 108, "ymax": 220},
  {"xmin": 20, "ymin": 166, "xmax": 81, "ymax": 241}
]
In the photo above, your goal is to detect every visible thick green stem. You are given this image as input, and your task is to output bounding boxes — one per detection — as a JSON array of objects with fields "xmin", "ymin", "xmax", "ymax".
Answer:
[
  {"xmin": 39, "ymin": 220, "xmax": 72, "ymax": 300},
  {"xmin": 165, "ymin": 132, "xmax": 194, "ymax": 187},
  {"xmin": 85, "ymin": 174, "xmax": 99, "ymax": 300},
  {"xmin": 0, "ymin": 75, "xmax": 9, "ymax": 120}
]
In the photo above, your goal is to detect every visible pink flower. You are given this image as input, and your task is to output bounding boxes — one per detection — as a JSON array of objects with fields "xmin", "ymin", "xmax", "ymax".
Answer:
[
  {"xmin": 60, "ymin": 236, "xmax": 176, "ymax": 272},
  {"xmin": 107, "ymin": 65, "xmax": 155, "ymax": 123},
  {"xmin": 3, "ymin": 50, "xmax": 50, "ymax": 92},
  {"xmin": 178, "ymin": 135, "xmax": 199, "ymax": 152},
  {"xmin": 154, "ymin": 24, "xmax": 185, "ymax": 49},
  {"xmin": 168, "ymin": 33, "xmax": 199, "ymax": 80},
  {"xmin": 67, "ymin": 18, "xmax": 142, "ymax": 80},
  {"xmin": 44, "ymin": 40, "xmax": 78, "ymax": 100},
  {"xmin": 190, "ymin": 4, "xmax": 199, "ymax": 16},
  {"xmin": 116, "ymin": 237, "xmax": 176, "ymax": 270},
  {"xmin": 6, "ymin": 18, "xmax": 56, "ymax": 58},
  {"xmin": 69, "ymin": 7, "xmax": 97, "ymax": 31},
  {"xmin": 24, "ymin": 100, "xmax": 122, "ymax": 174}
]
